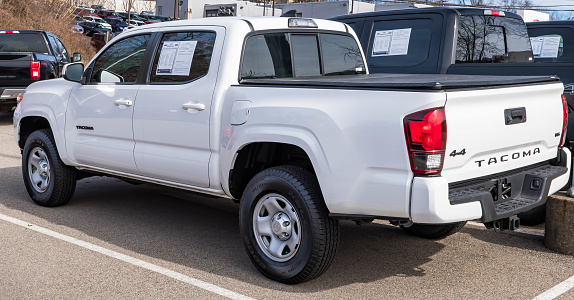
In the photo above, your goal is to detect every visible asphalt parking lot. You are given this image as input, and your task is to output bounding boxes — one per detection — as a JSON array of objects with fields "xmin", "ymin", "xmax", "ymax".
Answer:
[{"xmin": 1, "ymin": 111, "xmax": 573, "ymax": 299}]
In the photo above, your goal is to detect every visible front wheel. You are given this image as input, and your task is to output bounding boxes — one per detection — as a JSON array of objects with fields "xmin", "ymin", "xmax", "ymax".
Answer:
[
  {"xmin": 22, "ymin": 129, "xmax": 77, "ymax": 207},
  {"xmin": 239, "ymin": 166, "xmax": 339, "ymax": 284},
  {"xmin": 400, "ymin": 221, "xmax": 467, "ymax": 239}
]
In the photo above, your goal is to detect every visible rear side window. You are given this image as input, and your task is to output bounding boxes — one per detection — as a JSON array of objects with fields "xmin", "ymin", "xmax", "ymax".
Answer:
[
  {"xmin": 456, "ymin": 16, "xmax": 533, "ymax": 63},
  {"xmin": 365, "ymin": 19, "xmax": 433, "ymax": 67},
  {"xmin": 0, "ymin": 33, "xmax": 49, "ymax": 54},
  {"xmin": 241, "ymin": 32, "xmax": 365, "ymax": 79},
  {"xmin": 241, "ymin": 33, "xmax": 293, "ymax": 79},
  {"xmin": 528, "ymin": 27, "xmax": 574, "ymax": 63},
  {"xmin": 150, "ymin": 31, "xmax": 216, "ymax": 83}
]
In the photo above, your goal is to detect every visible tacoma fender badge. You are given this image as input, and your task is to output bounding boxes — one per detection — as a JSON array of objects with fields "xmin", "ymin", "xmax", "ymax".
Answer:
[
  {"xmin": 449, "ymin": 149, "xmax": 466, "ymax": 157},
  {"xmin": 76, "ymin": 125, "xmax": 94, "ymax": 130}
]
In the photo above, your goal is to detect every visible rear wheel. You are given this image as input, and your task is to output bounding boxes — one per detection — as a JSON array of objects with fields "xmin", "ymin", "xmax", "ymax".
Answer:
[
  {"xmin": 400, "ymin": 221, "xmax": 466, "ymax": 239},
  {"xmin": 239, "ymin": 166, "xmax": 339, "ymax": 284},
  {"xmin": 22, "ymin": 129, "xmax": 76, "ymax": 207}
]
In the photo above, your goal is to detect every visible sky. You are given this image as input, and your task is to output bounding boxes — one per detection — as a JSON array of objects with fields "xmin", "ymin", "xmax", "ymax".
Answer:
[
  {"xmin": 525, "ymin": 0, "xmax": 574, "ymax": 19},
  {"xmin": 528, "ymin": 0, "xmax": 574, "ymax": 12}
]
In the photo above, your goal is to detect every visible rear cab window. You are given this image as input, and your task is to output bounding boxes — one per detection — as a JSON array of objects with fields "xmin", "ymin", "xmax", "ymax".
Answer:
[
  {"xmin": 456, "ymin": 15, "xmax": 533, "ymax": 63},
  {"xmin": 241, "ymin": 31, "xmax": 365, "ymax": 80},
  {"xmin": 0, "ymin": 32, "xmax": 50, "ymax": 54}
]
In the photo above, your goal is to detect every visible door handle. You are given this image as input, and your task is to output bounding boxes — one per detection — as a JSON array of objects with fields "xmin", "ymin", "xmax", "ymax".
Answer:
[
  {"xmin": 114, "ymin": 99, "xmax": 133, "ymax": 108},
  {"xmin": 182, "ymin": 102, "xmax": 205, "ymax": 112}
]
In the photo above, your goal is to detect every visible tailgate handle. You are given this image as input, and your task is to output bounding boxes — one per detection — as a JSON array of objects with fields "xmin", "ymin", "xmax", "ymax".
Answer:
[{"xmin": 504, "ymin": 107, "xmax": 526, "ymax": 125}]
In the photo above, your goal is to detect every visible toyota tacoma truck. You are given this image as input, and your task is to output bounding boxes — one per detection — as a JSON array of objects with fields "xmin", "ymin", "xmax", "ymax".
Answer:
[
  {"xmin": 13, "ymin": 17, "xmax": 570, "ymax": 284},
  {"xmin": 0, "ymin": 30, "xmax": 81, "ymax": 112}
]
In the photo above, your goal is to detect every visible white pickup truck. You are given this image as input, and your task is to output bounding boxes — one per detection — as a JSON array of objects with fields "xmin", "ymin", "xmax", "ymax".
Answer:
[{"xmin": 13, "ymin": 17, "xmax": 570, "ymax": 284}]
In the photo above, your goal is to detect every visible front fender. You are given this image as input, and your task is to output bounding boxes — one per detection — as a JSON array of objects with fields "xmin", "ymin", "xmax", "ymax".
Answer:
[{"xmin": 14, "ymin": 78, "xmax": 78, "ymax": 165}]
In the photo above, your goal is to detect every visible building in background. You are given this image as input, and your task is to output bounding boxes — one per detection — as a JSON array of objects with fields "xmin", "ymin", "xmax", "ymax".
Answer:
[
  {"xmin": 155, "ymin": 0, "xmax": 247, "ymax": 19},
  {"xmin": 517, "ymin": 9, "xmax": 550, "ymax": 22},
  {"xmin": 204, "ymin": 2, "xmax": 281, "ymax": 18},
  {"xmin": 276, "ymin": 0, "xmax": 376, "ymax": 19}
]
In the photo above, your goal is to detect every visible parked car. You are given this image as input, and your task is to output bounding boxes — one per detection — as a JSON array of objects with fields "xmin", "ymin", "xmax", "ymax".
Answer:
[
  {"xmin": 69, "ymin": 24, "xmax": 84, "ymax": 34},
  {"xmin": 13, "ymin": 17, "xmax": 569, "ymax": 283},
  {"xmin": 128, "ymin": 19, "xmax": 145, "ymax": 27},
  {"xmin": 78, "ymin": 21, "xmax": 110, "ymax": 37},
  {"xmin": 0, "ymin": 30, "xmax": 80, "ymax": 112},
  {"xmin": 117, "ymin": 11, "xmax": 147, "ymax": 22},
  {"xmin": 71, "ymin": 7, "xmax": 96, "ymax": 17},
  {"xmin": 104, "ymin": 17, "xmax": 128, "ymax": 32},
  {"xmin": 331, "ymin": 7, "xmax": 574, "ymax": 224},
  {"xmin": 70, "ymin": 14, "xmax": 85, "ymax": 25},
  {"xmin": 82, "ymin": 16, "xmax": 112, "ymax": 31},
  {"xmin": 95, "ymin": 9, "xmax": 116, "ymax": 19},
  {"xmin": 90, "ymin": 33, "xmax": 106, "ymax": 51}
]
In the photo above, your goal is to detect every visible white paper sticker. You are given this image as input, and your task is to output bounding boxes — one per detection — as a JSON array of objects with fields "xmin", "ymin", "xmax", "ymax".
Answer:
[
  {"xmin": 372, "ymin": 28, "xmax": 412, "ymax": 57},
  {"xmin": 530, "ymin": 36, "xmax": 561, "ymax": 58},
  {"xmin": 156, "ymin": 40, "xmax": 198, "ymax": 76}
]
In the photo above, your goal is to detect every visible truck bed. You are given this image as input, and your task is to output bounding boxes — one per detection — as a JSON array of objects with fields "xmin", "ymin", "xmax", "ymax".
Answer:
[{"xmin": 240, "ymin": 73, "xmax": 560, "ymax": 90}]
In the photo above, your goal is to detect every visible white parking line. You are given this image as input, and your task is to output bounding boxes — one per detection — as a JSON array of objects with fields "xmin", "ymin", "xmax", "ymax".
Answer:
[
  {"xmin": 466, "ymin": 221, "xmax": 544, "ymax": 237},
  {"xmin": 0, "ymin": 213, "xmax": 255, "ymax": 300},
  {"xmin": 532, "ymin": 275, "xmax": 574, "ymax": 300},
  {"xmin": 467, "ymin": 221, "xmax": 574, "ymax": 299}
]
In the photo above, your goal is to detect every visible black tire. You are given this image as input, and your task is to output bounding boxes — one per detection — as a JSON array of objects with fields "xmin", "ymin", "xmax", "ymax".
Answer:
[
  {"xmin": 22, "ymin": 129, "xmax": 76, "ymax": 207},
  {"xmin": 239, "ymin": 166, "xmax": 339, "ymax": 284},
  {"xmin": 400, "ymin": 221, "xmax": 467, "ymax": 239},
  {"xmin": 517, "ymin": 204, "xmax": 546, "ymax": 226}
]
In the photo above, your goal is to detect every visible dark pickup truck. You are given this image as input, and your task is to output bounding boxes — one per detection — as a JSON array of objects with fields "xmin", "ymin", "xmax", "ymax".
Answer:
[
  {"xmin": 332, "ymin": 7, "xmax": 573, "ymax": 224},
  {"xmin": 331, "ymin": 8, "xmax": 574, "ymax": 133},
  {"xmin": 527, "ymin": 21, "xmax": 574, "ymax": 141},
  {"xmin": 0, "ymin": 30, "xmax": 80, "ymax": 112}
]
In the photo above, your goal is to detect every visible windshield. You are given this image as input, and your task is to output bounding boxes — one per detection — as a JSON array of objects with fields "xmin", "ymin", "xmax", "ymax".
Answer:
[
  {"xmin": 115, "ymin": 19, "xmax": 127, "ymax": 25},
  {"xmin": 0, "ymin": 33, "xmax": 49, "ymax": 53},
  {"xmin": 94, "ymin": 23, "xmax": 106, "ymax": 29},
  {"xmin": 456, "ymin": 15, "xmax": 533, "ymax": 63}
]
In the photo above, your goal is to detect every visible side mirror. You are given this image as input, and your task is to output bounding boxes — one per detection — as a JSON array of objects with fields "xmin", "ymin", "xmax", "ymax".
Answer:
[
  {"xmin": 62, "ymin": 62, "xmax": 84, "ymax": 83},
  {"xmin": 72, "ymin": 52, "xmax": 82, "ymax": 62}
]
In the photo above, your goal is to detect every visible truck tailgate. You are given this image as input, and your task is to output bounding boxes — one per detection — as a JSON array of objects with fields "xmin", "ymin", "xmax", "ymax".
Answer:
[
  {"xmin": 0, "ymin": 53, "xmax": 33, "ymax": 87},
  {"xmin": 441, "ymin": 82, "xmax": 565, "ymax": 183}
]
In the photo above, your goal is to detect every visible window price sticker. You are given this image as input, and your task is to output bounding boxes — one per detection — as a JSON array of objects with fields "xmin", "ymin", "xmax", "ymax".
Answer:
[{"xmin": 156, "ymin": 40, "xmax": 198, "ymax": 75}]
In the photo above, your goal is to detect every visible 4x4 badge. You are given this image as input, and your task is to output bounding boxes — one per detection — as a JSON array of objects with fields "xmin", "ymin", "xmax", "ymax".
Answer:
[{"xmin": 450, "ymin": 149, "xmax": 466, "ymax": 157}]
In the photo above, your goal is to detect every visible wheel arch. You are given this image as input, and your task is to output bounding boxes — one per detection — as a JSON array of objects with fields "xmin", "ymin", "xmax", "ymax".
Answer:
[
  {"xmin": 17, "ymin": 114, "xmax": 70, "ymax": 164},
  {"xmin": 227, "ymin": 141, "xmax": 327, "ymax": 200}
]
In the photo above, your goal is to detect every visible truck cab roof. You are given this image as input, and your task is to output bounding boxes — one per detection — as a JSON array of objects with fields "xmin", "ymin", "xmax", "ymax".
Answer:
[{"xmin": 127, "ymin": 16, "xmax": 349, "ymax": 34}]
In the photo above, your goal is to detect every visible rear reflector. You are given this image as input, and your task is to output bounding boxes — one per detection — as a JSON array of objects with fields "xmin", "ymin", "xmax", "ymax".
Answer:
[
  {"xmin": 30, "ymin": 61, "xmax": 40, "ymax": 80},
  {"xmin": 484, "ymin": 10, "xmax": 505, "ymax": 16},
  {"xmin": 404, "ymin": 107, "xmax": 447, "ymax": 175},
  {"xmin": 561, "ymin": 94, "xmax": 568, "ymax": 147}
]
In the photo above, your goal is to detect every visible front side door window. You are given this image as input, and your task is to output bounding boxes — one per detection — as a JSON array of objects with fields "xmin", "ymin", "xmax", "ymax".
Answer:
[{"xmin": 90, "ymin": 34, "xmax": 150, "ymax": 83}]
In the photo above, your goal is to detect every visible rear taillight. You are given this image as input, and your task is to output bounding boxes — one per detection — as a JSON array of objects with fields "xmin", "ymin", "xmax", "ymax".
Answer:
[
  {"xmin": 561, "ymin": 94, "xmax": 568, "ymax": 147},
  {"xmin": 404, "ymin": 107, "xmax": 446, "ymax": 175},
  {"xmin": 30, "ymin": 61, "xmax": 40, "ymax": 80}
]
